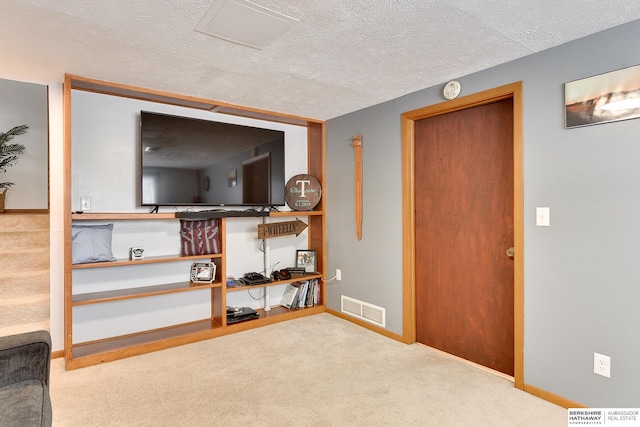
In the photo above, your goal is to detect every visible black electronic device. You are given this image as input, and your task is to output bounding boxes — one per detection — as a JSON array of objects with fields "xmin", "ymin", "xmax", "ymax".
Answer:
[
  {"xmin": 239, "ymin": 272, "xmax": 272, "ymax": 286},
  {"xmin": 271, "ymin": 269, "xmax": 292, "ymax": 281},
  {"xmin": 140, "ymin": 111, "xmax": 286, "ymax": 208},
  {"xmin": 285, "ymin": 267, "xmax": 306, "ymax": 276},
  {"xmin": 176, "ymin": 210, "xmax": 270, "ymax": 219},
  {"xmin": 226, "ymin": 306, "xmax": 260, "ymax": 324}
]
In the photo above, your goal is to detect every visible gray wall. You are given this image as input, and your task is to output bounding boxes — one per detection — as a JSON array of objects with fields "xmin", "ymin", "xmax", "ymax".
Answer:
[
  {"xmin": 0, "ymin": 78, "xmax": 48, "ymax": 209},
  {"xmin": 326, "ymin": 20, "xmax": 640, "ymax": 407}
]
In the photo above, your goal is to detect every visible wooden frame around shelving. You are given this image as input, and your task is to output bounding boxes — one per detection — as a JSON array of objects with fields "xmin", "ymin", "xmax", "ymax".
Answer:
[{"xmin": 63, "ymin": 74, "xmax": 326, "ymax": 369}]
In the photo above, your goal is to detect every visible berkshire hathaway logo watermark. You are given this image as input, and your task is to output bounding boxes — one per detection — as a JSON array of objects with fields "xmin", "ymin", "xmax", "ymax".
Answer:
[{"xmin": 568, "ymin": 409, "xmax": 639, "ymax": 426}]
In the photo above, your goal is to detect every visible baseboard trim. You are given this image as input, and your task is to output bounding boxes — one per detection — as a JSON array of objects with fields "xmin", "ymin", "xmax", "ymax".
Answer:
[
  {"xmin": 52, "ymin": 349, "xmax": 64, "ymax": 359},
  {"xmin": 524, "ymin": 383, "xmax": 585, "ymax": 409},
  {"xmin": 326, "ymin": 308, "xmax": 405, "ymax": 342}
]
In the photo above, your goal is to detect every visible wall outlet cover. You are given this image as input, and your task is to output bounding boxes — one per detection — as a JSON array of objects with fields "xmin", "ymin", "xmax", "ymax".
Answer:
[{"xmin": 594, "ymin": 352, "xmax": 611, "ymax": 378}]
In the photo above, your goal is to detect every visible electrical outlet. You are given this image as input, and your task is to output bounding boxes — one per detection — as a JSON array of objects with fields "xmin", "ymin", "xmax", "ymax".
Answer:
[
  {"xmin": 594, "ymin": 352, "xmax": 611, "ymax": 378},
  {"xmin": 80, "ymin": 197, "xmax": 91, "ymax": 211},
  {"xmin": 336, "ymin": 269, "xmax": 342, "ymax": 281}
]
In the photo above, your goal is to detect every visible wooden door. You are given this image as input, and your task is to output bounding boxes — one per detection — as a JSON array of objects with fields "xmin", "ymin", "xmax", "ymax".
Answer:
[{"xmin": 414, "ymin": 99, "xmax": 514, "ymax": 375}]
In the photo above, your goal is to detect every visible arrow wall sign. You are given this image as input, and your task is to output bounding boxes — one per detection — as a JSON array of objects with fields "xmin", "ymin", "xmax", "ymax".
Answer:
[{"xmin": 257, "ymin": 218, "xmax": 308, "ymax": 239}]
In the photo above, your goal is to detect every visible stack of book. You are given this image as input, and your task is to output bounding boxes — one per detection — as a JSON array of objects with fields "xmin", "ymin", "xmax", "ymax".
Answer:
[{"xmin": 280, "ymin": 279, "xmax": 320, "ymax": 309}]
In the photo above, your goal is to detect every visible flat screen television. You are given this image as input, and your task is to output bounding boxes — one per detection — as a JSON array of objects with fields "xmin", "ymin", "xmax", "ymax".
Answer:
[{"xmin": 140, "ymin": 111, "xmax": 286, "ymax": 207}]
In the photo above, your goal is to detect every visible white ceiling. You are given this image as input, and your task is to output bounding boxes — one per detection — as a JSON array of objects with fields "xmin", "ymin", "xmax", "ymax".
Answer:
[{"xmin": 2, "ymin": 0, "xmax": 640, "ymax": 120}]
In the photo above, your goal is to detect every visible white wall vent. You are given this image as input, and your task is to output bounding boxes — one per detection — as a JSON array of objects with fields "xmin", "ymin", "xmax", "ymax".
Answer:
[{"xmin": 341, "ymin": 295, "xmax": 385, "ymax": 327}]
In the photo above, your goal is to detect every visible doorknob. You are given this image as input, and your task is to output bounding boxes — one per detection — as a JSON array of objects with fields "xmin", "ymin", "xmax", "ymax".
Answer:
[{"xmin": 506, "ymin": 247, "xmax": 515, "ymax": 257}]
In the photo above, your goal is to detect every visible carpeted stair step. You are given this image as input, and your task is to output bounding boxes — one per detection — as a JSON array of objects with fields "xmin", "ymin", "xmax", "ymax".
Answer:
[
  {"xmin": 0, "ymin": 249, "xmax": 50, "ymax": 273},
  {"xmin": 0, "ymin": 228, "xmax": 49, "ymax": 251},
  {"xmin": 0, "ymin": 270, "xmax": 50, "ymax": 299},
  {"xmin": 0, "ymin": 213, "xmax": 49, "ymax": 230},
  {"xmin": 0, "ymin": 213, "xmax": 50, "ymax": 336}
]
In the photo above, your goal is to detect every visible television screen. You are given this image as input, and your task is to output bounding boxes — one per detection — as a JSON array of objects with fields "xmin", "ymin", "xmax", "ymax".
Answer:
[{"xmin": 140, "ymin": 111, "xmax": 285, "ymax": 207}]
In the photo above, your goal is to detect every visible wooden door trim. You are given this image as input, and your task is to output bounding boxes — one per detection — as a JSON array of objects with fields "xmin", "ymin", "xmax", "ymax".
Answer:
[{"xmin": 401, "ymin": 82, "xmax": 524, "ymax": 389}]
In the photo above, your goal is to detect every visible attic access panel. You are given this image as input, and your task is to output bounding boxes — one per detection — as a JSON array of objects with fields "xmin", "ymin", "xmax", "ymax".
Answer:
[{"xmin": 195, "ymin": 0, "xmax": 298, "ymax": 49}]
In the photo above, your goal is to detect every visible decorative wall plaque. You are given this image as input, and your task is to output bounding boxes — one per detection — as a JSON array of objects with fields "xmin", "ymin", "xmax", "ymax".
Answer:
[
  {"xmin": 285, "ymin": 174, "xmax": 321, "ymax": 211},
  {"xmin": 257, "ymin": 219, "xmax": 308, "ymax": 239}
]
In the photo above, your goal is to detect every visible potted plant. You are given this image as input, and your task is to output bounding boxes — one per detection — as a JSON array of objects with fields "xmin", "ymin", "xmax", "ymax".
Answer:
[{"xmin": 0, "ymin": 125, "xmax": 28, "ymax": 212}]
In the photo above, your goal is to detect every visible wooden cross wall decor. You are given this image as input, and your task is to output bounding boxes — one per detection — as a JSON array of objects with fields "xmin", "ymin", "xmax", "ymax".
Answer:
[{"xmin": 352, "ymin": 134, "xmax": 363, "ymax": 240}]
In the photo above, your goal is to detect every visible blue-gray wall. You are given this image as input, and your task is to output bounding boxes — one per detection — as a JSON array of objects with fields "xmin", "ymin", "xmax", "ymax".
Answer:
[{"xmin": 326, "ymin": 20, "xmax": 640, "ymax": 407}]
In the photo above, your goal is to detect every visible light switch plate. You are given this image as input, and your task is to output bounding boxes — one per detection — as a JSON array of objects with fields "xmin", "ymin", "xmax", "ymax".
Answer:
[
  {"xmin": 80, "ymin": 197, "xmax": 91, "ymax": 211},
  {"xmin": 536, "ymin": 207, "xmax": 550, "ymax": 226}
]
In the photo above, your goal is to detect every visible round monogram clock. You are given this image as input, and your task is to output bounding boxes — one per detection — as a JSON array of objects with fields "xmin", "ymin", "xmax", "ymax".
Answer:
[{"xmin": 284, "ymin": 174, "xmax": 321, "ymax": 211}]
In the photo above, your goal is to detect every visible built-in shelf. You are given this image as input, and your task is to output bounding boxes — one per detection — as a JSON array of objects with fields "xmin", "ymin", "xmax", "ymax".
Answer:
[
  {"xmin": 71, "ymin": 212, "xmax": 176, "ymax": 220},
  {"xmin": 72, "ymin": 281, "xmax": 223, "ymax": 306},
  {"xmin": 69, "ymin": 319, "xmax": 223, "ymax": 368},
  {"xmin": 270, "ymin": 210, "xmax": 323, "ymax": 217},
  {"xmin": 64, "ymin": 74, "xmax": 326, "ymax": 369},
  {"xmin": 224, "ymin": 305, "xmax": 324, "ymax": 332},
  {"xmin": 226, "ymin": 274, "xmax": 323, "ymax": 292},
  {"xmin": 71, "ymin": 211, "xmax": 322, "ymax": 221},
  {"xmin": 71, "ymin": 253, "xmax": 222, "ymax": 269}
]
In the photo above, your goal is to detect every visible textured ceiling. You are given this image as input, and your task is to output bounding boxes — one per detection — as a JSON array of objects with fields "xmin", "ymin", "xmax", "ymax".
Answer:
[{"xmin": 1, "ymin": 0, "xmax": 640, "ymax": 120}]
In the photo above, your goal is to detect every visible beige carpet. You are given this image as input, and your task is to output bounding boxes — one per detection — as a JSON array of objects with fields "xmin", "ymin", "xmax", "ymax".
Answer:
[{"xmin": 50, "ymin": 313, "xmax": 566, "ymax": 426}]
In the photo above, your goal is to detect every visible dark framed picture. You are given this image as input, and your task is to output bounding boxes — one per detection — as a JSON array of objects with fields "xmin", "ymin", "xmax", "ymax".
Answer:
[
  {"xmin": 228, "ymin": 169, "xmax": 237, "ymax": 187},
  {"xmin": 296, "ymin": 249, "xmax": 316, "ymax": 273},
  {"xmin": 190, "ymin": 262, "xmax": 216, "ymax": 284}
]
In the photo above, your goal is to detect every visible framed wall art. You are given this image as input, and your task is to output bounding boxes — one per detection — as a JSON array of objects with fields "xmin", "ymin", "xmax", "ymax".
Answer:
[{"xmin": 565, "ymin": 64, "xmax": 640, "ymax": 128}]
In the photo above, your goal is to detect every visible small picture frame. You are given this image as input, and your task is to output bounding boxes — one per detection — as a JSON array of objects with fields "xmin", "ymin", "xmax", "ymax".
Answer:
[
  {"xmin": 190, "ymin": 262, "xmax": 216, "ymax": 284},
  {"xmin": 296, "ymin": 250, "xmax": 316, "ymax": 273},
  {"xmin": 228, "ymin": 169, "xmax": 237, "ymax": 187},
  {"xmin": 129, "ymin": 246, "xmax": 145, "ymax": 260}
]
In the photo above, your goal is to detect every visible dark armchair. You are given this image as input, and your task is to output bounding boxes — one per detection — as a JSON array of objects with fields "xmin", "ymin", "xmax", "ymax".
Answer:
[{"xmin": 0, "ymin": 330, "xmax": 52, "ymax": 427}]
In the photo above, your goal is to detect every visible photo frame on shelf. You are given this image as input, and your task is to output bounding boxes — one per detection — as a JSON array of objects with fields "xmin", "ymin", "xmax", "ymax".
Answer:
[
  {"xmin": 190, "ymin": 262, "xmax": 216, "ymax": 284},
  {"xmin": 296, "ymin": 249, "xmax": 316, "ymax": 273}
]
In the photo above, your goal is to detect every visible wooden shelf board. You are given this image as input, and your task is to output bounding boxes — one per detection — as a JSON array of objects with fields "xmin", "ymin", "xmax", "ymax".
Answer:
[
  {"xmin": 224, "ymin": 305, "xmax": 324, "ymax": 332},
  {"xmin": 71, "ymin": 211, "xmax": 323, "ymax": 219},
  {"xmin": 73, "ymin": 281, "xmax": 222, "ymax": 306},
  {"xmin": 259, "ymin": 304, "xmax": 323, "ymax": 318},
  {"xmin": 72, "ymin": 212, "xmax": 176, "ymax": 220},
  {"xmin": 269, "ymin": 210, "xmax": 323, "ymax": 217},
  {"xmin": 72, "ymin": 253, "xmax": 222, "ymax": 269},
  {"xmin": 69, "ymin": 319, "xmax": 221, "ymax": 364},
  {"xmin": 225, "ymin": 274, "xmax": 322, "ymax": 292}
]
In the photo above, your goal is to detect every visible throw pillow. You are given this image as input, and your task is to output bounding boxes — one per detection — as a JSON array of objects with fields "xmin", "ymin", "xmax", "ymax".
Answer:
[
  {"xmin": 71, "ymin": 223, "xmax": 117, "ymax": 264},
  {"xmin": 180, "ymin": 219, "xmax": 221, "ymax": 256}
]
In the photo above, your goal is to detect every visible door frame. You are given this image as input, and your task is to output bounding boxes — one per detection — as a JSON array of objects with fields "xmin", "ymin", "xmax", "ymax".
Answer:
[{"xmin": 400, "ymin": 82, "xmax": 524, "ymax": 389}]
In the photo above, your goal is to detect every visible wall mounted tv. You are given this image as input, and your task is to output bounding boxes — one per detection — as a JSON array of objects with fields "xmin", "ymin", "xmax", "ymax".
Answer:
[{"xmin": 140, "ymin": 111, "xmax": 286, "ymax": 207}]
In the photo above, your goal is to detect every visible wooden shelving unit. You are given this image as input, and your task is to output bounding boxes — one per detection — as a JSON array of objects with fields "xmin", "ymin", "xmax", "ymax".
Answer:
[{"xmin": 63, "ymin": 74, "xmax": 326, "ymax": 369}]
